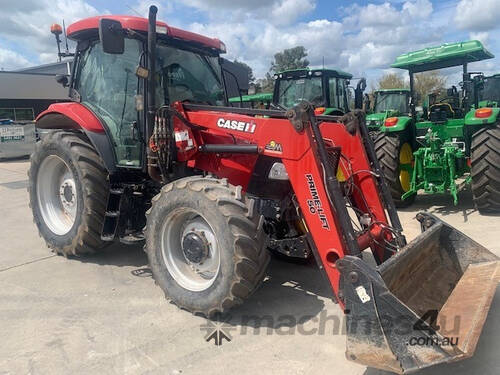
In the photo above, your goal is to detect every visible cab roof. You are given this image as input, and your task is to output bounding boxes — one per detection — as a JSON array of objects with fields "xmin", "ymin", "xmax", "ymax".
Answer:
[
  {"xmin": 275, "ymin": 68, "xmax": 353, "ymax": 80},
  {"xmin": 67, "ymin": 15, "xmax": 225, "ymax": 53},
  {"xmin": 391, "ymin": 40, "xmax": 494, "ymax": 73}
]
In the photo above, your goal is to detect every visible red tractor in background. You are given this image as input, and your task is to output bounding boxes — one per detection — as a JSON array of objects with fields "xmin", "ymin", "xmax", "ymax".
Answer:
[{"xmin": 29, "ymin": 6, "xmax": 499, "ymax": 374}]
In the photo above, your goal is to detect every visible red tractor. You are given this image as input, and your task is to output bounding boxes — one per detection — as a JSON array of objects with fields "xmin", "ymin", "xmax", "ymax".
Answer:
[{"xmin": 29, "ymin": 6, "xmax": 499, "ymax": 373}]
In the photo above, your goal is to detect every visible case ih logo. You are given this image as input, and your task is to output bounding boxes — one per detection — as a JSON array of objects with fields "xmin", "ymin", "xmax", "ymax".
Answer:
[
  {"xmin": 305, "ymin": 174, "xmax": 330, "ymax": 230},
  {"xmin": 217, "ymin": 118, "xmax": 256, "ymax": 133}
]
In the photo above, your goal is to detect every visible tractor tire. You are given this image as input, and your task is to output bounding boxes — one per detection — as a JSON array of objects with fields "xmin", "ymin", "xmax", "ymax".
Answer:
[
  {"xmin": 375, "ymin": 132, "xmax": 415, "ymax": 208},
  {"xmin": 145, "ymin": 176, "xmax": 270, "ymax": 317},
  {"xmin": 28, "ymin": 131, "xmax": 110, "ymax": 256},
  {"xmin": 471, "ymin": 125, "xmax": 500, "ymax": 213}
]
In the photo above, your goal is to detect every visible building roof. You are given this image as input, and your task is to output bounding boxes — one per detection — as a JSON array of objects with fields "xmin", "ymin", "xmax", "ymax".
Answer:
[
  {"xmin": 0, "ymin": 72, "xmax": 68, "ymax": 100},
  {"xmin": 14, "ymin": 61, "xmax": 71, "ymax": 75}
]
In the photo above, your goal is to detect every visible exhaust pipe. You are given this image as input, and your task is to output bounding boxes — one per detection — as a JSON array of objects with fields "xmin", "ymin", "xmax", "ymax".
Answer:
[
  {"xmin": 338, "ymin": 213, "xmax": 499, "ymax": 373},
  {"xmin": 146, "ymin": 5, "xmax": 162, "ymax": 182}
]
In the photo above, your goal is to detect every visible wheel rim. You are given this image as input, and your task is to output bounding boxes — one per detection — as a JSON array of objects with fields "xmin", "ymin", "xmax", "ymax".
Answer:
[
  {"xmin": 399, "ymin": 142, "xmax": 413, "ymax": 192},
  {"xmin": 36, "ymin": 155, "xmax": 77, "ymax": 236},
  {"xmin": 161, "ymin": 208, "xmax": 220, "ymax": 292}
]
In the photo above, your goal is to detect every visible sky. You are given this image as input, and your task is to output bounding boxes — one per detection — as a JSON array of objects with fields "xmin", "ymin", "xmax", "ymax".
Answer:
[{"xmin": 0, "ymin": 0, "xmax": 499, "ymax": 86}]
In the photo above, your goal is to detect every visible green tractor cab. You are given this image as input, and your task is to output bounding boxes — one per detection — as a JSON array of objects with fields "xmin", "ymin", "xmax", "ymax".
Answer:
[
  {"xmin": 366, "ymin": 88, "xmax": 411, "ymax": 138},
  {"xmin": 272, "ymin": 68, "xmax": 354, "ymax": 115},
  {"xmin": 375, "ymin": 40, "xmax": 500, "ymax": 211},
  {"xmin": 230, "ymin": 68, "xmax": 366, "ymax": 115},
  {"xmin": 478, "ymin": 74, "xmax": 500, "ymax": 108},
  {"xmin": 228, "ymin": 92, "xmax": 273, "ymax": 109}
]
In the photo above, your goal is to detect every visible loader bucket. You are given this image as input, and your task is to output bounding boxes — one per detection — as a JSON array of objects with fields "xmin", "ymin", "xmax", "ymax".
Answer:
[{"xmin": 337, "ymin": 213, "xmax": 499, "ymax": 374}]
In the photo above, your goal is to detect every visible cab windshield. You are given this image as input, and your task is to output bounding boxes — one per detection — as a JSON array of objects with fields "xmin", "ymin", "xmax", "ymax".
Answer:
[
  {"xmin": 374, "ymin": 92, "xmax": 409, "ymax": 114},
  {"xmin": 480, "ymin": 76, "xmax": 500, "ymax": 104},
  {"xmin": 156, "ymin": 44, "xmax": 225, "ymax": 106},
  {"xmin": 278, "ymin": 77, "xmax": 324, "ymax": 108}
]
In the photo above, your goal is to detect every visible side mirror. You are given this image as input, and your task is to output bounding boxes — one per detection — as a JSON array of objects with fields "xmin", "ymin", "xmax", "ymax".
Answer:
[
  {"xmin": 99, "ymin": 18, "xmax": 124, "ymax": 54},
  {"xmin": 55, "ymin": 74, "xmax": 69, "ymax": 87}
]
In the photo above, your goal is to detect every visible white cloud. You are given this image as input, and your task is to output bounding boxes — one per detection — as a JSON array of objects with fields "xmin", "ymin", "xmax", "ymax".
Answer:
[
  {"xmin": 178, "ymin": 0, "xmax": 316, "ymax": 26},
  {"xmin": 1, "ymin": 0, "xmax": 492, "ymax": 88},
  {"xmin": 0, "ymin": 0, "xmax": 101, "ymax": 69},
  {"xmin": 470, "ymin": 31, "xmax": 489, "ymax": 45},
  {"xmin": 0, "ymin": 47, "xmax": 31, "ymax": 70},
  {"xmin": 182, "ymin": 0, "xmax": 272, "ymax": 11},
  {"xmin": 455, "ymin": 0, "xmax": 500, "ymax": 31},
  {"xmin": 403, "ymin": 0, "xmax": 433, "ymax": 18},
  {"xmin": 186, "ymin": 0, "xmax": 446, "ymax": 81},
  {"xmin": 271, "ymin": 0, "xmax": 316, "ymax": 26},
  {"xmin": 358, "ymin": 3, "xmax": 402, "ymax": 28}
]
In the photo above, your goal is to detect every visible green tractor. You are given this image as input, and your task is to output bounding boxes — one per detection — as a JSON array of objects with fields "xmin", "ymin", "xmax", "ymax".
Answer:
[
  {"xmin": 228, "ymin": 92, "xmax": 273, "ymax": 109},
  {"xmin": 366, "ymin": 88, "xmax": 411, "ymax": 139},
  {"xmin": 375, "ymin": 40, "xmax": 500, "ymax": 212},
  {"xmin": 231, "ymin": 68, "xmax": 366, "ymax": 115}
]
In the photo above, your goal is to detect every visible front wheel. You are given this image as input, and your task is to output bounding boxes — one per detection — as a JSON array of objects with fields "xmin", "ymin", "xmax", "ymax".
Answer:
[
  {"xmin": 145, "ymin": 176, "xmax": 270, "ymax": 317},
  {"xmin": 375, "ymin": 132, "xmax": 415, "ymax": 208},
  {"xmin": 28, "ymin": 131, "xmax": 110, "ymax": 256}
]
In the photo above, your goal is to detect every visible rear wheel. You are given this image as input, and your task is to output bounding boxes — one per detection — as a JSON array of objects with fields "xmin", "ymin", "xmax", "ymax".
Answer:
[
  {"xmin": 28, "ymin": 131, "xmax": 110, "ymax": 256},
  {"xmin": 375, "ymin": 132, "xmax": 415, "ymax": 207},
  {"xmin": 145, "ymin": 176, "xmax": 270, "ymax": 317},
  {"xmin": 471, "ymin": 125, "xmax": 500, "ymax": 213}
]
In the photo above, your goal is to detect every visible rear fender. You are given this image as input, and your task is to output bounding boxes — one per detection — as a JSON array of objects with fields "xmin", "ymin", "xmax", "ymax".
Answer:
[{"xmin": 36, "ymin": 103, "xmax": 116, "ymax": 173}]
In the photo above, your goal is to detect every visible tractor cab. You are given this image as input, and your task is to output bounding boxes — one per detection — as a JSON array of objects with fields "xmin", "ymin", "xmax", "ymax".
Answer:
[
  {"xmin": 61, "ymin": 15, "xmax": 228, "ymax": 169},
  {"xmin": 272, "ymin": 68, "xmax": 352, "ymax": 115},
  {"xmin": 478, "ymin": 74, "xmax": 500, "ymax": 107},
  {"xmin": 366, "ymin": 88, "xmax": 410, "ymax": 134}
]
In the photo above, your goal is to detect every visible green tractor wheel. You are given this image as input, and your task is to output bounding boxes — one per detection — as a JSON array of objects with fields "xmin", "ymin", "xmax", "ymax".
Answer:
[
  {"xmin": 375, "ymin": 133, "xmax": 415, "ymax": 208},
  {"xmin": 471, "ymin": 125, "xmax": 500, "ymax": 213}
]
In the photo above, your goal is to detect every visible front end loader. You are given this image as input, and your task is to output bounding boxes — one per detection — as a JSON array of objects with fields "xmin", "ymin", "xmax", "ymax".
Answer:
[{"xmin": 28, "ymin": 7, "xmax": 499, "ymax": 373}]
